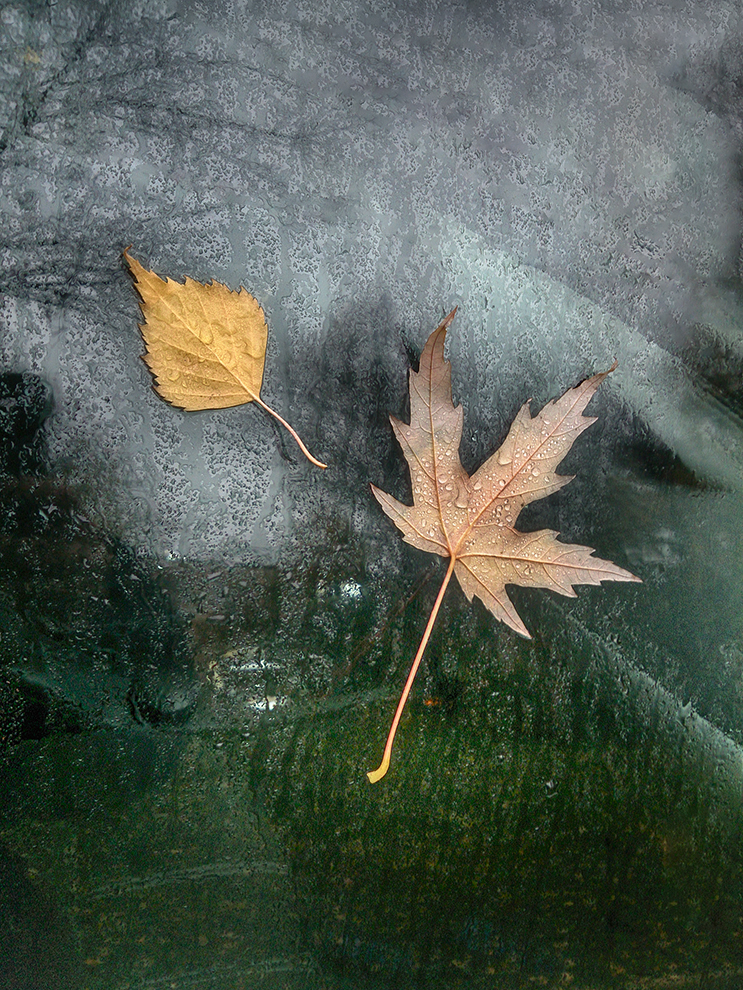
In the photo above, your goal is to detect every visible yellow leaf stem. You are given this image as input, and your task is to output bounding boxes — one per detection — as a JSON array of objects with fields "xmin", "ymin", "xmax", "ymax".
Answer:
[{"xmin": 367, "ymin": 555, "xmax": 456, "ymax": 783}]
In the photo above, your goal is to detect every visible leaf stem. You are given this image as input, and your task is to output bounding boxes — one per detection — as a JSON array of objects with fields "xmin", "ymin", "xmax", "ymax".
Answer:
[
  {"xmin": 253, "ymin": 394, "xmax": 327, "ymax": 469},
  {"xmin": 367, "ymin": 555, "xmax": 457, "ymax": 783}
]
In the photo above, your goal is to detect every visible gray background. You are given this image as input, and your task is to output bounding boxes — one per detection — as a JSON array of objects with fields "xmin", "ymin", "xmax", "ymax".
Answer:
[{"xmin": 2, "ymin": 0, "xmax": 742, "ymax": 562}]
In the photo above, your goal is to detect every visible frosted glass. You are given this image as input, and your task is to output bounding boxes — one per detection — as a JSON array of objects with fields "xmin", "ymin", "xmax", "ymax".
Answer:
[{"xmin": 2, "ymin": 1, "xmax": 743, "ymax": 987}]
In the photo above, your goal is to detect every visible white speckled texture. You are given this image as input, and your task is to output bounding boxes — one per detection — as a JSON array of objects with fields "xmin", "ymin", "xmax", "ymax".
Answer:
[{"xmin": 1, "ymin": 0, "xmax": 742, "ymax": 564}]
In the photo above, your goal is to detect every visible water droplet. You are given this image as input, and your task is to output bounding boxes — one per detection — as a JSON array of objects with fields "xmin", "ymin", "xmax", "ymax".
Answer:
[
  {"xmin": 473, "ymin": 480, "xmax": 482, "ymax": 491},
  {"xmin": 497, "ymin": 449, "xmax": 512, "ymax": 465}
]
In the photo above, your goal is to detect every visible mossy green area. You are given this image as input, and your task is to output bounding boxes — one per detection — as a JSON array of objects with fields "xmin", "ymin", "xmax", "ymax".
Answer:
[
  {"xmin": 2, "ymin": 546, "xmax": 743, "ymax": 990},
  {"xmin": 250, "ymin": 617, "xmax": 743, "ymax": 989}
]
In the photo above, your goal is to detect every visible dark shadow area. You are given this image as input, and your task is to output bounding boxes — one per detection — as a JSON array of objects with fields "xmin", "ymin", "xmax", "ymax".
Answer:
[{"xmin": 0, "ymin": 842, "xmax": 85, "ymax": 990}]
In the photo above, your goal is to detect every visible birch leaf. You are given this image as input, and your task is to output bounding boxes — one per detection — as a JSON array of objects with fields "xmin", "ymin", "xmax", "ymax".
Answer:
[
  {"xmin": 124, "ymin": 248, "xmax": 326, "ymax": 469},
  {"xmin": 368, "ymin": 309, "xmax": 640, "ymax": 782}
]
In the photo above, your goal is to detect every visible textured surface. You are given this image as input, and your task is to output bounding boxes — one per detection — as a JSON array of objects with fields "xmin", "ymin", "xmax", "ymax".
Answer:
[
  {"xmin": 1, "ymin": 0, "xmax": 743, "ymax": 562},
  {"xmin": 2, "ymin": 2, "xmax": 743, "ymax": 987}
]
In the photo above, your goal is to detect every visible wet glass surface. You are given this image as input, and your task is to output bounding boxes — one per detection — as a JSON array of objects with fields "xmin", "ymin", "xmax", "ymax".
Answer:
[{"xmin": 2, "ymin": 1, "xmax": 743, "ymax": 988}]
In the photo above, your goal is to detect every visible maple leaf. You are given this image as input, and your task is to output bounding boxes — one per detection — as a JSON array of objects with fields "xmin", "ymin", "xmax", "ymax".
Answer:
[
  {"xmin": 124, "ymin": 248, "xmax": 326, "ymax": 469},
  {"xmin": 368, "ymin": 309, "xmax": 640, "ymax": 782}
]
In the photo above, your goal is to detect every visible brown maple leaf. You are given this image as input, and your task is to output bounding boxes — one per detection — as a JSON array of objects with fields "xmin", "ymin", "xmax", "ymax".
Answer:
[
  {"xmin": 368, "ymin": 309, "xmax": 640, "ymax": 782},
  {"xmin": 124, "ymin": 248, "xmax": 326, "ymax": 469}
]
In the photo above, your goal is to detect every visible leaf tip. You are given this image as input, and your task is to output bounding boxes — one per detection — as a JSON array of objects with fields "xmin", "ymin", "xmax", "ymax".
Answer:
[
  {"xmin": 122, "ymin": 245, "xmax": 141, "ymax": 274},
  {"xmin": 435, "ymin": 307, "xmax": 458, "ymax": 342},
  {"xmin": 123, "ymin": 246, "xmax": 147, "ymax": 289}
]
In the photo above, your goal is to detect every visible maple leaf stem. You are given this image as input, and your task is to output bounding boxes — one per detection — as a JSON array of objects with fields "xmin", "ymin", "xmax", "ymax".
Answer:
[
  {"xmin": 367, "ymin": 554, "xmax": 457, "ymax": 783},
  {"xmin": 252, "ymin": 394, "xmax": 327, "ymax": 469}
]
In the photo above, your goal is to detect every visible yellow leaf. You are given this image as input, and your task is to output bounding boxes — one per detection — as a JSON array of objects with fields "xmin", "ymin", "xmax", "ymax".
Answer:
[{"xmin": 124, "ymin": 248, "xmax": 326, "ymax": 468}]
